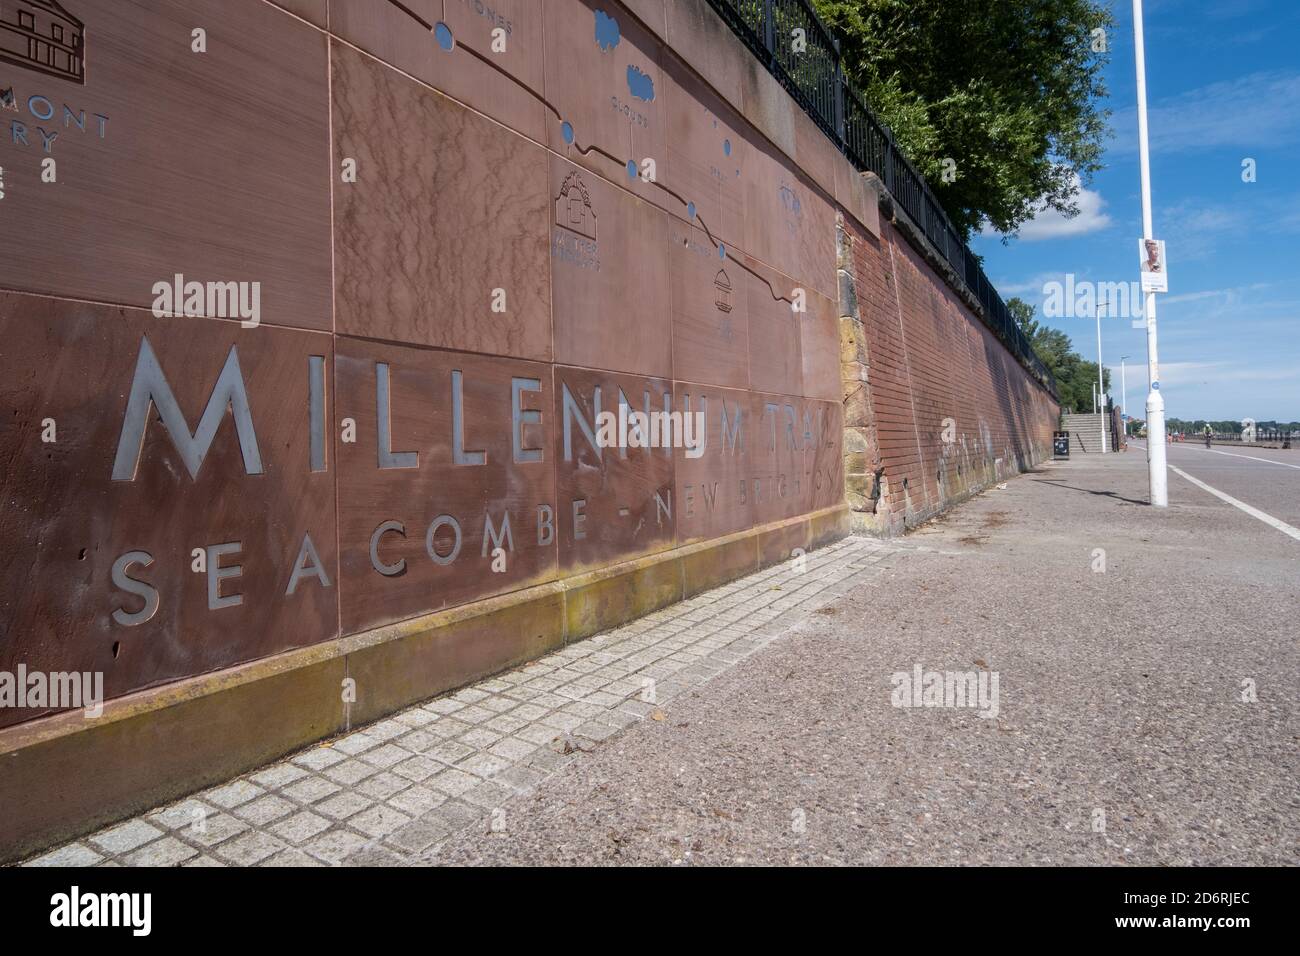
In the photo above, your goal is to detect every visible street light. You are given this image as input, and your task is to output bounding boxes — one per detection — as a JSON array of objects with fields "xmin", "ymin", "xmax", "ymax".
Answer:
[
  {"xmin": 1133, "ymin": 0, "xmax": 1168, "ymax": 505},
  {"xmin": 1096, "ymin": 297, "xmax": 1107, "ymax": 453},
  {"xmin": 1120, "ymin": 355, "xmax": 1130, "ymax": 420}
]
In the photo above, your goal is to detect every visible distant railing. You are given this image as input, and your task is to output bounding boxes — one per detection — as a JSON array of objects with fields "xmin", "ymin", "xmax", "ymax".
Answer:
[
  {"xmin": 1190, "ymin": 430, "xmax": 1295, "ymax": 447},
  {"xmin": 702, "ymin": 0, "xmax": 1058, "ymax": 398}
]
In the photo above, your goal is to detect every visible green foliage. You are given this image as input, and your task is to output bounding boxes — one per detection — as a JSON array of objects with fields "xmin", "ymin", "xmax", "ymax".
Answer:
[
  {"xmin": 1009, "ymin": 297, "xmax": 1109, "ymax": 413},
  {"xmin": 810, "ymin": 0, "xmax": 1113, "ymax": 238}
]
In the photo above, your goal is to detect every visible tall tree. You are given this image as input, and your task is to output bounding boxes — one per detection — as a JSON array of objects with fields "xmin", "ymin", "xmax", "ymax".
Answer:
[{"xmin": 811, "ymin": 0, "xmax": 1113, "ymax": 239}]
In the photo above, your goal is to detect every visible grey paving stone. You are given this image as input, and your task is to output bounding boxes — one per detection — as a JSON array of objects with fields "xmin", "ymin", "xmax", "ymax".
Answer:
[
  {"xmin": 396, "ymin": 729, "xmax": 441, "ymax": 753},
  {"xmin": 234, "ymin": 794, "xmax": 296, "ymax": 826},
  {"xmin": 528, "ymin": 693, "xmax": 567, "ymax": 710},
  {"xmin": 392, "ymin": 708, "xmax": 438, "ymax": 728},
  {"xmin": 600, "ymin": 709, "xmax": 641, "ymax": 730},
  {"xmin": 455, "ymin": 705, "xmax": 496, "ymax": 725},
  {"xmin": 494, "ymin": 763, "xmax": 548, "ymax": 792},
  {"xmin": 322, "ymin": 759, "xmax": 381, "ymax": 786},
  {"xmin": 387, "ymin": 813, "xmax": 453, "ymax": 854},
  {"xmin": 269, "ymin": 810, "xmax": 333, "ymax": 845},
  {"xmin": 478, "ymin": 695, "xmax": 516, "ymax": 714},
  {"xmin": 450, "ymin": 687, "xmax": 489, "ymax": 705},
  {"xmin": 575, "ymin": 720, "xmax": 620, "ymax": 742},
  {"xmin": 24, "ymin": 843, "xmax": 103, "ymax": 867},
  {"xmin": 423, "ymin": 697, "xmax": 466, "ymax": 715},
  {"xmin": 617, "ymin": 698, "xmax": 658, "ymax": 717},
  {"xmin": 387, "ymin": 785, "xmax": 448, "ymax": 818},
  {"xmin": 349, "ymin": 804, "xmax": 411, "ymax": 839},
  {"xmin": 249, "ymin": 763, "xmax": 309, "ymax": 790},
  {"xmin": 147, "ymin": 798, "xmax": 214, "ymax": 831},
  {"xmin": 425, "ymin": 717, "xmax": 471, "ymax": 739},
  {"xmin": 344, "ymin": 844, "xmax": 405, "ymax": 867},
  {"xmin": 488, "ymin": 736, "xmax": 538, "ymax": 762},
  {"xmin": 332, "ymin": 732, "xmax": 380, "ymax": 756},
  {"xmin": 428, "ymin": 768, "xmax": 480, "ymax": 797},
  {"xmin": 302, "ymin": 829, "xmax": 370, "ymax": 866},
  {"xmin": 282, "ymin": 776, "xmax": 342, "ymax": 805},
  {"xmin": 216, "ymin": 830, "xmax": 286, "ymax": 866},
  {"xmin": 391, "ymin": 755, "xmax": 441, "ymax": 783},
  {"xmin": 187, "ymin": 813, "xmax": 250, "ymax": 848},
  {"xmin": 364, "ymin": 719, "xmax": 410, "ymax": 742},
  {"xmin": 123, "ymin": 836, "xmax": 198, "ymax": 867},
  {"xmin": 429, "ymin": 740, "xmax": 476, "ymax": 765},
  {"xmin": 357, "ymin": 771, "xmax": 409, "ymax": 801},
  {"xmin": 316, "ymin": 792, "xmax": 375, "ymax": 821},
  {"xmin": 525, "ymin": 749, "xmax": 575, "ymax": 773},
  {"xmin": 484, "ymin": 713, "xmax": 529, "ymax": 735},
  {"xmin": 462, "ymin": 780, "xmax": 516, "ymax": 810},
  {"xmin": 458, "ymin": 727, "xmax": 501, "ymax": 749},
  {"xmin": 537, "ymin": 712, "xmax": 583, "ymax": 732},
  {"xmin": 459, "ymin": 753, "xmax": 512, "ymax": 779},
  {"xmin": 291, "ymin": 746, "xmax": 346, "ymax": 771},
  {"xmin": 516, "ymin": 723, "xmax": 562, "ymax": 746},
  {"xmin": 426, "ymin": 799, "xmax": 483, "ymax": 833},
  {"xmin": 89, "ymin": 819, "xmax": 164, "ymax": 855},
  {"xmin": 560, "ymin": 701, "xmax": 603, "ymax": 719},
  {"xmin": 202, "ymin": 779, "xmax": 265, "ymax": 809},
  {"xmin": 261, "ymin": 848, "xmax": 325, "ymax": 867},
  {"xmin": 358, "ymin": 744, "xmax": 413, "ymax": 769}
]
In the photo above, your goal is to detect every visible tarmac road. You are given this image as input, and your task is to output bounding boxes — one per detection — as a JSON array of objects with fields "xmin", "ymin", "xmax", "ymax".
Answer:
[
  {"xmin": 430, "ymin": 447, "xmax": 1299, "ymax": 865},
  {"xmin": 1154, "ymin": 439, "xmax": 1300, "ymax": 532}
]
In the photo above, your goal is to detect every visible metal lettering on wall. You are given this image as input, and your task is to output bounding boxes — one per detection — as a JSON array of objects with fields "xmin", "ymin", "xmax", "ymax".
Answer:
[{"xmin": 0, "ymin": 0, "xmax": 843, "ymax": 727}]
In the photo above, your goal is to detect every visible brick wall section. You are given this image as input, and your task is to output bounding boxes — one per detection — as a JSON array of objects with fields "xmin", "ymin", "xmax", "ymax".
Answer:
[{"xmin": 840, "ymin": 211, "xmax": 1060, "ymax": 534}]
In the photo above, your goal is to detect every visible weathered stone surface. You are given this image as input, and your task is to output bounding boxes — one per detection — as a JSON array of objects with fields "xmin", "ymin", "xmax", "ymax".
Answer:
[{"xmin": 0, "ymin": 294, "xmax": 338, "ymax": 728}]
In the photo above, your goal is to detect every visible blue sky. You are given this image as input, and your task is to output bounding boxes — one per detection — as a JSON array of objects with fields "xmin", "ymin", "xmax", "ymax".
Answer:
[{"xmin": 971, "ymin": 0, "xmax": 1300, "ymax": 422}]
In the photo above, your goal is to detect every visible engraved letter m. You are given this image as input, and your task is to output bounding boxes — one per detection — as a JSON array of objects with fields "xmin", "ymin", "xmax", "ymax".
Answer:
[{"xmin": 112, "ymin": 336, "xmax": 264, "ymax": 481}]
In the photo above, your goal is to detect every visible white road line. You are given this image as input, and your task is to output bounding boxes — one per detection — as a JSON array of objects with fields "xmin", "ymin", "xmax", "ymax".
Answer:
[
  {"xmin": 1132, "ymin": 439, "xmax": 1300, "ymax": 470},
  {"xmin": 1198, "ymin": 447, "xmax": 1300, "ymax": 470},
  {"xmin": 1168, "ymin": 464, "xmax": 1300, "ymax": 542}
]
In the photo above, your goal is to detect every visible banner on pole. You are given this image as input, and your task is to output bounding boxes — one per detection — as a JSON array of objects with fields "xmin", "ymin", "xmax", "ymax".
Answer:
[{"xmin": 1139, "ymin": 238, "xmax": 1168, "ymax": 293}]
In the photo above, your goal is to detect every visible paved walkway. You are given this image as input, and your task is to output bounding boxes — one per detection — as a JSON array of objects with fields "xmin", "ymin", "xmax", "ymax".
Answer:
[
  {"xmin": 27, "ymin": 447, "xmax": 1299, "ymax": 866},
  {"xmin": 417, "ymin": 449, "xmax": 1296, "ymax": 865},
  {"xmin": 25, "ymin": 536, "xmax": 903, "ymax": 866}
]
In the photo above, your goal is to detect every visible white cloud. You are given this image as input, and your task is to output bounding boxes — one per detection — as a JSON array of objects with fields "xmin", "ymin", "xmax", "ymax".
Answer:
[
  {"xmin": 1110, "ymin": 70, "xmax": 1300, "ymax": 156},
  {"xmin": 1015, "ymin": 185, "xmax": 1113, "ymax": 241},
  {"xmin": 981, "ymin": 176, "xmax": 1112, "ymax": 242}
]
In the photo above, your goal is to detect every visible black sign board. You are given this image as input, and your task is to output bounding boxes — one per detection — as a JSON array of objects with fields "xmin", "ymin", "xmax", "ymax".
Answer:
[{"xmin": 1053, "ymin": 431, "xmax": 1070, "ymax": 459}]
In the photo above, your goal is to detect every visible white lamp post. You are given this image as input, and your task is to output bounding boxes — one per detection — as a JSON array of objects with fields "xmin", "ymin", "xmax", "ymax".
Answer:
[{"xmin": 1133, "ymin": 0, "xmax": 1168, "ymax": 505}]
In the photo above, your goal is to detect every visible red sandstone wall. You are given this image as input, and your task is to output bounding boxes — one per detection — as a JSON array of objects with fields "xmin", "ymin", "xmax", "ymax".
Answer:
[
  {"xmin": 846, "ymin": 218, "xmax": 1060, "ymax": 533},
  {"xmin": 0, "ymin": 0, "xmax": 848, "ymax": 730}
]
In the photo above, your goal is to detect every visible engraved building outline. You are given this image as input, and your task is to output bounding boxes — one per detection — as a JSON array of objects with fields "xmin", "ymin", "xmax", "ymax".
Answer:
[{"xmin": 0, "ymin": 0, "xmax": 84, "ymax": 84}]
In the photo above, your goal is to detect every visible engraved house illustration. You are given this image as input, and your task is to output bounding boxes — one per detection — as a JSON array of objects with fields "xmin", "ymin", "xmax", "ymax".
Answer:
[
  {"xmin": 714, "ymin": 269, "xmax": 733, "ymax": 313},
  {"xmin": 0, "ymin": 0, "xmax": 84, "ymax": 84},
  {"xmin": 555, "ymin": 171, "xmax": 597, "ymax": 241}
]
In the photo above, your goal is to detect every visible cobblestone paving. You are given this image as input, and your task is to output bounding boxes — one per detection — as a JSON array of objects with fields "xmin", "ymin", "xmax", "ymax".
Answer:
[{"xmin": 24, "ymin": 536, "xmax": 902, "ymax": 867}]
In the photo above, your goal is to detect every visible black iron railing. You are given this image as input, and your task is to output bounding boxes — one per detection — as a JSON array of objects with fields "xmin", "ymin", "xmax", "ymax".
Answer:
[{"xmin": 702, "ymin": 0, "xmax": 1058, "ymax": 398}]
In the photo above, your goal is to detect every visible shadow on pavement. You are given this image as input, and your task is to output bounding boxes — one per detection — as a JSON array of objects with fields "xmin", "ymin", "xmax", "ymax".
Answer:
[{"xmin": 1030, "ymin": 478, "xmax": 1150, "ymax": 507}]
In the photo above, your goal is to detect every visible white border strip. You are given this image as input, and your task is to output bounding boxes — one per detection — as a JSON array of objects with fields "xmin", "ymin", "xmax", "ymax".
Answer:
[
  {"xmin": 1199, "ymin": 448, "xmax": 1300, "ymax": 470},
  {"xmin": 1169, "ymin": 464, "xmax": 1300, "ymax": 542}
]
